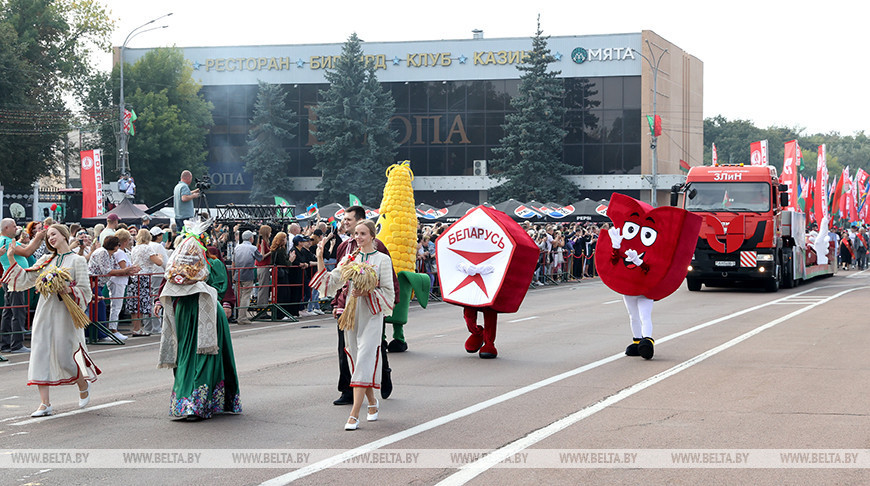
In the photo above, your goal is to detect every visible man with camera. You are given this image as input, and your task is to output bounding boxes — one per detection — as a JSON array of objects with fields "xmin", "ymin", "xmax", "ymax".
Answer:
[{"xmin": 173, "ymin": 170, "xmax": 201, "ymax": 224}]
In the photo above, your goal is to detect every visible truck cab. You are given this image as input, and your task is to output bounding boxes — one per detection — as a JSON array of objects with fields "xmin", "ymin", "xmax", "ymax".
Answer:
[{"xmin": 673, "ymin": 164, "xmax": 790, "ymax": 292}]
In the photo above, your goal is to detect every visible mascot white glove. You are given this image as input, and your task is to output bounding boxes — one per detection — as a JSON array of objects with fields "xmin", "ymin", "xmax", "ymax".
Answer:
[
  {"xmin": 624, "ymin": 249, "xmax": 644, "ymax": 266},
  {"xmin": 609, "ymin": 227, "xmax": 623, "ymax": 250}
]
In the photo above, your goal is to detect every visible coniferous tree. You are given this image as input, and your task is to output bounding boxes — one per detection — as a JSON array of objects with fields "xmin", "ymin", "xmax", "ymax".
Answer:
[
  {"xmin": 242, "ymin": 81, "xmax": 297, "ymax": 203},
  {"xmin": 490, "ymin": 17, "xmax": 576, "ymax": 203},
  {"xmin": 310, "ymin": 32, "xmax": 398, "ymax": 206}
]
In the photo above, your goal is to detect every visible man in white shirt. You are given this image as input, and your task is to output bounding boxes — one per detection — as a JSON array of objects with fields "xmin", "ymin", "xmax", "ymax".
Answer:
[{"xmin": 100, "ymin": 213, "xmax": 119, "ymax": 244}]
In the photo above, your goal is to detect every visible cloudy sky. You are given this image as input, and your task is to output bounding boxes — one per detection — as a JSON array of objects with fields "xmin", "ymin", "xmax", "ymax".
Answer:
[{"xmin": 104, "ymin": 0, "xmax": 867, "ymax": 136}]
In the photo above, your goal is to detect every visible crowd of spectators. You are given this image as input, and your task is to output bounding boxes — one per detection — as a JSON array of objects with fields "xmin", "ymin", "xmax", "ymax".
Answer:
[{"xmin": 0, "ymin": 213, "xmax": 607, "ymax": 348}]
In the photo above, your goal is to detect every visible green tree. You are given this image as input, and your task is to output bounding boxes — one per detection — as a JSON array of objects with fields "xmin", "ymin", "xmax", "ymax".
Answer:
[
  {"xmin": 87, "ymin": 47, "xmax": 213, "ymax": 205},
  {"xmin": 0, "ymin": 0, "xmax": 113, "ymax": 189},
  {"xmin": 310, "ymin": 32, "xmax": 398, "ymax": 206},
  {"xmin": 242, "ymin": 81, "xmax": 297, "ymax": 203},
  {"xmin": 489, "ymin": 17, "xmax": 576, "ymax": 203}
]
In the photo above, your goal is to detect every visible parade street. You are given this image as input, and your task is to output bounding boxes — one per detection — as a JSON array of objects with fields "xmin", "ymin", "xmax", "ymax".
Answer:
[{"xmin": 1, "ymin": 272, "xmax": 869, "ymax": 486}]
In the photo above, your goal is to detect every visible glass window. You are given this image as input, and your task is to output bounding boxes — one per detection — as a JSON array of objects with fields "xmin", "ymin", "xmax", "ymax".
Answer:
[
  {"xmin": 390, "ymin": 82, "xmax": 410, "ymax": 113},
  {"xmin": 607, "ymin": 113, "xmax": 624, "ymax": 143},
  {"xmin": 409, "ymin": 147, "xmax": 428, "ymax": 175},
  {"xmin": 603, "ymin": 145, "xmax": 624, "ymax": 174},
  {"xmin": 205, "ymin": 86, "xmax": 228, "ymax": 117},
  {"xmin": 563, "ymin": 145, "xmax": 582, "ymax": 172},
  {"xmin": 623, "ymin": 109, "xmax": 641, "ymax": 144},
  {"xmin": 466, "ymin": 113, "xmax": 485, "ymax": 145},
  {"xmin": 447, "ymin": 81, "xmax": 467, "ymax": 111},
  {"xmin": 428, "ymin": 81, "xmax": 447, "ymax": 112},
  {"xmin": 504, "ymin": 79, "xmax": 520, "ymax": 100},
  {"xmin": 299, "ymin": 84, "xmax": 320, "ymax": 106},
  {"xmin": 447, "ymin": 146, "xmax": 466, "ymax": 175},
  {"xmin": 409, "ymin": 82, "xmax": 427, "ymax": 112},
  {"xmin": 485, "ymin": 112, "xmax": 505, "ymax": 146},
  {"xmin": 428, "ymin": 147, "xmax": 447, "ymax": 175},
  {"xmin": 564, "ymin": 110, "xmax": 583, "ymax": 144},
  {"xmin": 468, "ymin": 81, "xmax": 486, "ymax": 110},
  {"xmin": 599, "ymin": 110, "xmax": 621, "ymax": 143},
  {"xmin": 584, "ymin": 110, "xmax": 603, "ymax": 144},
  {"xmin": 623, "ymin": 76, "xmax": 641, "ymax": 109},
  {"xmin": 576, "ymin": 77, "xmax": 602, "ymax": 110},
  {"xmin": 299, "ymin": 149, "xmax": 318, "ymax": 177},
  {"xmin": 228, "ymin": 88, "xmax": 247, "ymax": 117},
  {"xmin": 583, "ymin": 145, "xmax": 603, "ymax": 174},
  {"xmin": 602, "ymin": 77, "xmax": 623, "ymax": 110},
  {"xmin": 624, "ymin": 144, "xmax": 641, "ymax": 174},
  {"xmin": 228, "ymin": 133, "xmax": 246, "ymax": 147}
]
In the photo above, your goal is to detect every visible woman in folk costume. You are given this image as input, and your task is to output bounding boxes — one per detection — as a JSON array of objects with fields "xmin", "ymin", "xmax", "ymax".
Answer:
[
  {"xmin": 3, "ymin": 224, "xmax": 100, "ymax": 417},
  {"xmin": 155, "ymin": 218, "xmax": 241, "ymax": 420},
  {"xmin": 311, "ymin": 219, "xmax": 395, "ymax": 430}
]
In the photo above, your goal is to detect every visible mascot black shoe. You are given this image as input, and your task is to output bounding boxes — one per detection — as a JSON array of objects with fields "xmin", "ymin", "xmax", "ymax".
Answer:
[
  {"xmin": 638, "ymin": 337, "xmax": 655, "ymax": 360},
  {"xmin": 625, "ymin": 338, "xmax": 641, "ymax": 357}
]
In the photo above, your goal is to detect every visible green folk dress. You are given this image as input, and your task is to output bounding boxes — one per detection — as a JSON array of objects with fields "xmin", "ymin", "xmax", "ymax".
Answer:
[{"xmin": 170, "ymin": 258, "xmax": 241, "ymax": 418}]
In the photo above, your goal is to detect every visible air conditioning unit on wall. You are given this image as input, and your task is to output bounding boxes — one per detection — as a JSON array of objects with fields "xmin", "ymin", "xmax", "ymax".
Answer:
[{"xmin": 473, "ymin": 160, "xmax": 487, "ymax": 176}]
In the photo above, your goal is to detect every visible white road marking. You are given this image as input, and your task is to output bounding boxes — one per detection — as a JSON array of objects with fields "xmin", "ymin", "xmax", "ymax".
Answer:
[
  {"xmin": 0, "ymin": 415, "xmax": 27, "ymax": 423},
  {"xmin": 507, "ymin": 316, "xmax": 539, "ymax": 323},
  {"xmin": 603, "ymin": 300, "xmax": 621, "ymax": 305},
  {"xmin": 436, "ymin": 286, "xmax": 865, "ymax": 485},
  {"xmin": 11, "ymin": 400, "xmax": 134, "ymax": 426},
  {"xmin": 0, "ymin": 396, "xmax": 19, "ymax": 401},
  {"xmin": 260, "ymin": 286, "xmax": 830, "ymax": 485}
]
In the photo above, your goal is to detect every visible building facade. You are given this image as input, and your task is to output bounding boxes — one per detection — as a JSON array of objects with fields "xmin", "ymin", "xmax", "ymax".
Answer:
[{"xmin": 123, "ymin": 30, "xmax": 702, "ymax": 207}]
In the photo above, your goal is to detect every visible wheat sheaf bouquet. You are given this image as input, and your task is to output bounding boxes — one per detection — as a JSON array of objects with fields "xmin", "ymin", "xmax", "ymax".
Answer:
[
  {"xmin": 35, "ymin": 265, "xmax": 90, "ymax": 329},
  {"xmin": 337, "ymin": 253, "xmax": 380, "ymax": 332}
]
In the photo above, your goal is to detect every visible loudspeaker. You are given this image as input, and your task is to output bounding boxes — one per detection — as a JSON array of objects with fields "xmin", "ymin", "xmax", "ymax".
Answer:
[{"xmin": 473, "ymin": 160, "xmax": 487, "ymax": 176}]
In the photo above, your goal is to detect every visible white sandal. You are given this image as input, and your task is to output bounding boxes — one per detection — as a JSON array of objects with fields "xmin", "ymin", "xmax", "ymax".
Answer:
[
  {"xmin": 345, "ymin": 415, "xmax": 360, "ymax": 431},
  {"xmin": 31, "ymin": 403, "xmax": 52, "ymax": 417},
  {"xmin": 366, "ymin": 399, "xmax": 379, "ymax": 422}
]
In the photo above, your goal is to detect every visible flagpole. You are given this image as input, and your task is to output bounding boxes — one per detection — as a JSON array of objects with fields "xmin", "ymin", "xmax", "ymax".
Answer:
[
  {"xmin": 634, "ymin": 40, "xmax": 668, "ymax": 207},
  {"xmin": 118, "ymin": 14, "xmax": 172, "ymax": 176}
]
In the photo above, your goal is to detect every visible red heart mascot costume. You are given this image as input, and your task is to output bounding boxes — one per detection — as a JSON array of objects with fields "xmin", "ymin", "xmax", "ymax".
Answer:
[
  {"xmin": 436, "ymin": 206, "xmax": 538, "ymax": 358},
  {"xmin": 595, "ymin": 193, "xmax": 702, "ymax": 360}
]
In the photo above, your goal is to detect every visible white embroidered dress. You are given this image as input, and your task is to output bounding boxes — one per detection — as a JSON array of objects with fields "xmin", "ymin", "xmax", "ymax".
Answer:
[
  {"xmin": 311, "ymin": 250, "xmax": 394, "ymax": 388},
  {"xmin": 3, "ymin": 252, "xmax": 100, "ymax": 386}
]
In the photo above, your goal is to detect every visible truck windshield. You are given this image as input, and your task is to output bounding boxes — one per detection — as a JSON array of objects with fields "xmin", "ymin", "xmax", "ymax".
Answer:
[{"xmin": 684, "ymin": 182, "xmax": 771, "ymax": 212}]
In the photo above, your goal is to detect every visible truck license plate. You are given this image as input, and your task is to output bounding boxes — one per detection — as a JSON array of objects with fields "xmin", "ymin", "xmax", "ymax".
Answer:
[{"xmin": 715, "ymin": 261, "xmax": 737, "ymax": 267}]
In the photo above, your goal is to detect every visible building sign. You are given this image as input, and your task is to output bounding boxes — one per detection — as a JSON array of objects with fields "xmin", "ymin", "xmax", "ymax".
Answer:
[
  {"xmin": 124, "ymin": 33, "xmax": 642, "ymax": 86},
  {"xmin": 572, "ymin": 47, "xmax": 636, "ymax": 64}
]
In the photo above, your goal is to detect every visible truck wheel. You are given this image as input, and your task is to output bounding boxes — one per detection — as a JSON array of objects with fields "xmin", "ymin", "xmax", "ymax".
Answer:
[
  {"xmin": 781, "ymin": 251, "xmax": 795, "ymax": 289},
  {"xmin": 686, "ymin": 279, "xmax": 702, "ymax": 292}
]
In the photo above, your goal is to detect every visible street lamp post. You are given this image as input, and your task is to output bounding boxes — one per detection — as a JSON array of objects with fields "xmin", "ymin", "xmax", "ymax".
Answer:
[
  {"xmin": 119, "ymin": 13, "xmax": 172, "ymax": 176},
  {"xmin": 635, "ymin": 40, "xmax": 668, "ymax": 207}
]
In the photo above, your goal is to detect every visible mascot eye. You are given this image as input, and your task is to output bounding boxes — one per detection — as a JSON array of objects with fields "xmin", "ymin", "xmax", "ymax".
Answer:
[
  {"xmin": 640, "ymin": 227, "xmax": 658, "ymax": 246},
  {"xmin": 622, "ymin": 222, "xmax": 640, "ymax": 240}
]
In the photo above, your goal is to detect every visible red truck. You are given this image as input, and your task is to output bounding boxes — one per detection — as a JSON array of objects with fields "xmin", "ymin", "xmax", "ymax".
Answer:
[{"xmin": 670, "ymin": 164, "xmax": 836, "ymax": 292}]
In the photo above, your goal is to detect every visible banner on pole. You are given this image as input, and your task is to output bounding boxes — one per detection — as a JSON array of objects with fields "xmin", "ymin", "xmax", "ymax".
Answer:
[
  {"xmin": 782, "ymin": 141, "xmax": 799, "ymax": 211},
  {"xmin": 80, "ymin": 149, "xmax": 104, "ymax": 218},
  {"xmin": 815, "ymin": 145, "xmax": 828, "ymax": 227},
  {"xmin": 750, "ymin": 140, "xmax": 768, "ymax": 166}
]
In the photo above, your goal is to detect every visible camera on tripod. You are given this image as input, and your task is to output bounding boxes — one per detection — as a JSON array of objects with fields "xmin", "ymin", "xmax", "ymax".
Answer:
[{"xmin": 195, "ymin": 174, "xmax": 212, "ymax": 192}]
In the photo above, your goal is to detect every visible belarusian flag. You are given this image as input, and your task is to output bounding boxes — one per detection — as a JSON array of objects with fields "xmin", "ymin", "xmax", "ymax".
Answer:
[
  {"xmin": 679, "ymin": 159, "xmax": 690, "ymax": 173},
  {"xmin": 124, "ymin": 109, "xmax": 137, "ymax": 136},
  {"xmin": 712, "ymin": 143, "xmax": 718, "ymax": 165}
]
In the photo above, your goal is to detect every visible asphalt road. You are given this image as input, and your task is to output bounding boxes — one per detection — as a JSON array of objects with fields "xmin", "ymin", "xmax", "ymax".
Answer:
[{"xmin": 1, "ymin": 270, "xmax": 869, "ymax": 485}]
